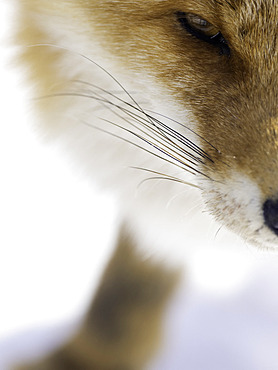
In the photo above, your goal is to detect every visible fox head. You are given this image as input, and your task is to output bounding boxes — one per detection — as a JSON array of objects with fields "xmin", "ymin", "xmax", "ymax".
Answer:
[{"xmin": 16, "ymin": 0, "xmax": 278, "ymax": 249}]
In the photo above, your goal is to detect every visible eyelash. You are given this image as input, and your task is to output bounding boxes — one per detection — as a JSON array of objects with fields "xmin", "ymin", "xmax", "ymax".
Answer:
[{"xmin": 176, "ymin": 12, "xmax": 231, "ymax": 56}]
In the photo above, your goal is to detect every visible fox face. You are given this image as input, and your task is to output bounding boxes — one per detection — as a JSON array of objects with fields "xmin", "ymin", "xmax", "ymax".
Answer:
[
  {"xmin": 17, "ymin": 1, "xmax": 278, "ymax": 249},
  {"xmin": 10, "ymin": 1, "xmax": 278, "ymax": 369}
]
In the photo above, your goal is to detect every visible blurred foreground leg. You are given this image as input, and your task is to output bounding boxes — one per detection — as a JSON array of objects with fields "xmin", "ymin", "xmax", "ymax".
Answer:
[{"xmin": 15, "ymin": 228, "xmax": 180, "ymax": 369}]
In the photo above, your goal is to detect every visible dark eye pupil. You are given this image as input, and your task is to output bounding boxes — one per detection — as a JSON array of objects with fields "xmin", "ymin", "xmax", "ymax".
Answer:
[{"xmin": 176, "ymin": 12, "xmax": 230, "ymax": 56}]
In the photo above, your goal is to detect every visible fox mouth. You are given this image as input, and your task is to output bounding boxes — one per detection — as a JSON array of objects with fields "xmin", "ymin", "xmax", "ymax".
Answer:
[{"xmin": 200, "ymin": 173, "xmax": 278, "ymax": 250}]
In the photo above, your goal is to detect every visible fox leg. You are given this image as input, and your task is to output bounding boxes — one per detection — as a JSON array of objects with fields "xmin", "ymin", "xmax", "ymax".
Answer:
[{"xmin": 16, "ymin": 228, "xmax": 180, "ymax": 370}]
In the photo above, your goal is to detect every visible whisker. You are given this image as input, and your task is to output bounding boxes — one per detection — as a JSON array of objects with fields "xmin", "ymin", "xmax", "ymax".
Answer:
[
  {"xmin": 36, "ymin": 91, "xmax": 205, "ymax": 170},
  {"xmin": 166, "ymin": 189, "xmax": 193, "ymax": 209},
  {"xmin": 214, "ymin": 226, "xmax": 223, "ymax": 240},
  {"xmin": 28, "ymin": 44, "xmax": 217, "ymax": 182},
  {"xmin": 81, "ymin": 120, "xmax": 198, "ymax": 176},
  {"xmin": 97, "ymin": 116, "xmax": 209, "ymax": 177},
  {"xmin": 73, "ymin": 80, "xmax": 214, "ymax": 162},
  {"xmin": 129, "ymin": 166, "xmax": 201, "ymax": 189},
  {"xmin": 37, "ymin": 90, "xmax": 208, "ymax": 168},
  {"xmin": 147, "ymin": 115, "xmax": 213, "ymax": 162},
  {"xmin": 147, "ymin": 111, "xmax": 231, "ymax": 168},
  {"xmin": 36, "ymin": 90, "xmax": 213, "ymax": 179},
  {"xmin": 28, "ymin": 43, "xmax": 156, "ymax": 127},
  {"xmin": 146, "ymin": 110, "xmax": 219, "ymax": 154},
  {"xmin": 28, "ymin": 44, "xmax": 218, "ymax": 162},
  {"xmin": 137, "ymin": 176, "xmax": 194, "ymax": 190},
  {"xmin": 84, "ymin": 89, "xmax": 204, "ymax": 167}
]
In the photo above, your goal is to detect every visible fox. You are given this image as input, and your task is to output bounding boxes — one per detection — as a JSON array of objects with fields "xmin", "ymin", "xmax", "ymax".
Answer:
[{"xmin": 9, "ymin": 0, "xmax": 278, "ymax": 369}]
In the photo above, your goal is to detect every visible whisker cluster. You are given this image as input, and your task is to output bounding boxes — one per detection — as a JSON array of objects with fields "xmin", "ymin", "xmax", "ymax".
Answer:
[
  {"xmin": 31, "ymin": 44, "xmax": 219, "ymax": 187},
  {"xmin": 71, "ymin": 77, "xmax": 217, "ymax": 181}
]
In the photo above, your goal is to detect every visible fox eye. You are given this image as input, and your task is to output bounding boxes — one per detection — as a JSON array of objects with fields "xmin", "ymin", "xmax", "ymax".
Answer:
[{"xmin": 176, "ymin": 12, "xmax": 230, "ymax": 56}]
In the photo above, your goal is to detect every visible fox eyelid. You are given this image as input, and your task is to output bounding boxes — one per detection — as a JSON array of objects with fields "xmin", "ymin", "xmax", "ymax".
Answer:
[{"xmin": 176, "ymin": 12, "xmax": 230, "ymax": 56}]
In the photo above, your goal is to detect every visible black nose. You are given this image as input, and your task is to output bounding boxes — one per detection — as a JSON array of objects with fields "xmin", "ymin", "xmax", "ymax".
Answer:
[{"xmin": 263, "ymin": 198, "xmax": 278, "ymax": 235}]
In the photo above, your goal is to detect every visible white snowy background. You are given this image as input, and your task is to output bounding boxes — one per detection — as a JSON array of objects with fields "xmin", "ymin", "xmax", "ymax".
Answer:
[{"xmin": 1, "ymin": 2, "xmax": 278, "ymax": 370}]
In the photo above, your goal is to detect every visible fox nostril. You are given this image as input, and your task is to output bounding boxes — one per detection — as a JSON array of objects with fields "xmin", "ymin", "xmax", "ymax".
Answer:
[{"xmin": 263, "ymin": 199, "xmax": 278, "ymax": 235}]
